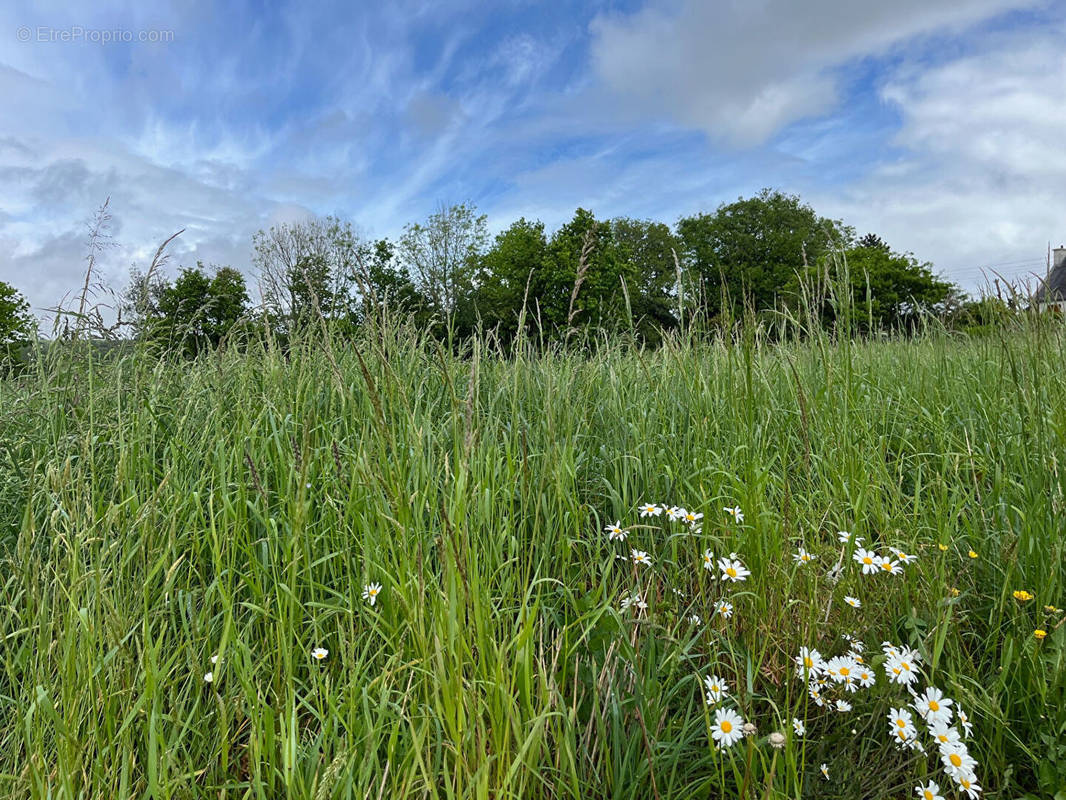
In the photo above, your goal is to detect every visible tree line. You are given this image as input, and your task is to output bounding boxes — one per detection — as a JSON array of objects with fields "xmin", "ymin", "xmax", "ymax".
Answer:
[{"xmin": 3, "ymin": 189, "xmax": 988, "ymax": 361}]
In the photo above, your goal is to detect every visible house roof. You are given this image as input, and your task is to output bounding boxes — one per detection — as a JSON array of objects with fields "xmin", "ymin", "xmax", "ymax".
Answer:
[{"xmin": 1033, "ymin": 261, "xmax": 1066, "ymax": 303}]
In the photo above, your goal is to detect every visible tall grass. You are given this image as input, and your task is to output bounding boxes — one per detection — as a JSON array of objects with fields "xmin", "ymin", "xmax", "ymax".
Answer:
[{"xmin": 0, "ymin": 315, "xmax": 1063, "ymax": 799}]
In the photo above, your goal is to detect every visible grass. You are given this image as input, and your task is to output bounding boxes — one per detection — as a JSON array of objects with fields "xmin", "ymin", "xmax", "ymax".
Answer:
[{"xmin": 0, "ymin": 316, "xmax": 1063, "ymax": 799}]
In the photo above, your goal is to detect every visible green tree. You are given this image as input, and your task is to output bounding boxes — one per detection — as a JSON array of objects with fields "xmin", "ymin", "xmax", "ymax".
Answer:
[
  {"xmin": 0, "ymin": 281, "xmax": 35, "ymax": 366},
  {"xmin": 609, "ymin": 217, "xmax": 680, "ymax": 342},
  {"xmin": 474, "ymin": 218, "xmax": 550, "ymax": 342},
  {"xmin": 137, "ymin": 264, "xmax": 249, "ymax": 354},
  {"xmin": 677, "ymin": 189, "xmax": 849, "ymax": 319}
]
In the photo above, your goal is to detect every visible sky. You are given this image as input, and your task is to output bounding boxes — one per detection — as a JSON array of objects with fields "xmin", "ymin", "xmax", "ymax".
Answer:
[{"xmin": 1, "ymin": 0, "xmax": 1064, "ymax": 322}]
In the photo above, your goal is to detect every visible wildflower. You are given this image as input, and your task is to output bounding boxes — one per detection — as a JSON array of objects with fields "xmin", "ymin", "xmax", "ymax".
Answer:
[
  {"xmin": 950, "ymin": 587, "xmax": 960, "ymax": 597},
  {"xmin": 856, "ymin": 666, "xmax": 876, "ymax": 688},
  {"xmin": 742, "ymin": 721, "xmax": 757, "ymax": 738},
  {"xmin": 604, "ymin": 521, "xmax": 627, "ymax": 541},
  {"xmin": 844, "ymin": 595, "xmax": 861, "ymax": 608},
  {"xmin": 717, "ymin": 555, "xmax": 750, "ymax": 583},
  {"xmin": 1045, "ymin": 605, "xmax": 1060, "ymax": 613},
  {"xmin": 723, "ymin": 505, "xmax": 744, "ymax": 523},
  {"xmin": 311, "ymin": 647, "xmax": 329, "ymax": 661},
  {"xmin": 1034, "ymin": 628, "xmax": 1047, "ymax": 640},
  {"xmin": 928, "ymin": 721, "xmax": 962, "ymax": 750},
  {"xmin": 891, "ymin": 547, "xmax": 918, "ymax": 564},
  {"xmin": 957, "ymin": 708, "xmax": 972, "ymax": 737},
  {"xmin": 827, "ymin": 655, "xmax": 860, "ymax": 692},
  {"xmin": 665, "ymin": 506, "xmax": 683, "ymax": 521},
  {"xmin": 915, "ymin": 781, "xmax": 945, "ymax": 800},
  {"xmin": 940, "ymin": 742, "xmax": 977, "ymax": 781},
  {"xmin": 621, "ymin": 593, "xmax": 647, "ymax": 611},
  {"xmin": 710, "ymin": 707, "xmax": 745, "ymax": 749},
  {"xmin": 792, "ymin": 717, "xmax": 806, "ymax": 736},
  {"xmin": 885, "ymin": 649, "xmax": 922, "ymax": 686},
  {"xmin": 968, "ymin": 549, "xmax": 978, "ymax": 559},
  {"xmin": 702, "ymin": 548, "xmax": 715, "ymax": 570},
  {"xmin": 769, "ymin": 731, "xmax": 786, "ymax": 749},
  {"xmin": 683, "ymin": 509, "xmax": 704, "ymax": 526},
  {"xmin": 820, "ymin": 763, "xmax": 829, "ymax": 780},
  {"xmin": 889, "ymin": 707, "xmax": 917, "ymax": 746},
  {"xmin": 795, "ymin": 647, "xmax": 825, "ymax": 679},
  {"xmin": 881, "ymin": 641, "xmax": 899, "ymax": 658},
  {"xmin": 878, "ymin": 555, "xmax": 903, "ymax": 575},
  {"xmin": 853, "ymin": 547, "xmax": 879, "ymax": 575},
  {"xmin": 835, "ymin": 699, "xmax": 852, "ymax": 713},
  {"xmin": 956, "ymin": 773, "xmax": 982, "ymax": 799},
  {"xmin": 843, "ymin": 635, "xmax": 864, "ymax": 653},
  {"xmin": 631, "ymin": 550, "xmax": 652, "ymax": 566},
  {"xmin": 793, "ymin": 547, "xmax": 816, "ymax": 565},
  {"xmin": 808, "ymin": 682, "xmax": 825, "ymax": 706},
  {"xmin": 204, "ymin": 671, "xmax": 214, "ymax": 683},
  {"xmin": 825, "ymin": 563, "xmax": 844, "ymax": 583},
  {"xmin": 938, "ymin": 543, "xmax": 948, "ymax": 551},
  {"xmin": 638, "ymin": 503, "xmax": 662, "ymax": 517},
  {"xmin": 1012, "ymin": 589, "xmax": 1033, "ymax": 602},
  {"xmin": 210, "ymin": 654, "xmax": 219, "ymax": 665},
  {"xmin": 362, "ymin": 582, "xmax": 383, "ymax": 606},
  {"xmin": 913, "ymin": 686, "xmax": 953, "ymax": 726},
  {"xmin": 837, "ymin": 530, "xmax": 855, "ymax": 543},
  {"xmin": 704, "ymin": 674, "xmax": 729, "ymax": 705},
  {"xmin": 716, "ymin": 601, "xmax": 734, "ymax": 619},
  {"xmin": 690, "ymin": 614, "xmax": 702, "ymax": 625}
]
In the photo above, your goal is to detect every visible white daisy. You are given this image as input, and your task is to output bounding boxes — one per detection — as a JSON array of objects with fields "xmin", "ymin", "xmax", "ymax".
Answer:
[
  {"xmin": 792, "ymin": 717, "xmax": 805, "ymax": 736},
  {"xmin": 689, "ymin": 614, "xmax": 702, "ymax": 625},
  {"xmin": 890, "ymin": 547, "xmax": 918, "ymax": 564},
  {"xmin": 915, "ymin": 781, "xmax": 945, "ymax": 800},
  {"xmin": 888, "ymin": 707, "xmax": 917, "ymax": 745},
  {"xmin": 311, "ymin": 647, "xmax": 329, "ymax": 661},
  {"xmin": 820, "ymin": 763, "xmax": 829, "ymax": 780},
  {"xmin": 885, "ymin": 650, "xmax": 922, "ymax": 686},
  {"xmin": 702, "ymin": 548, "xmax": 715, "ymax": 571},
  {"xmin": 723, "ymin": 506, "xmax": 744, "ymax": 523},
  {"xmin": 362, "ymin": 582, "xmax": 383, "ymax": 606},
  {"xmin": 940, "ymin": 742, "xmax": 977, "ymax": 781},
  {"xmin": 826, "ymin": 655, "xmax": 860, "ymax": 692},
  {"xmin": 878, "ymin": 555, "xmax": 903, "ymax": 575},
  {"xmin": 928, "ymin": 721, "xmax": 962, "ymax": 750},
  {"xmin": 793, "ymin": 547, "xmax": 816, "ymax": 565},
  {"xmin": 957, "ymin": 708, "xmax": 973, "ymax": 738},
  {"xmin": 665, "ymin": 506, "xmax": 683, "ymax": 521},
  {"xmin": 853, "ymin": 547, "xmax": 879, "ymax": 575},
  {"xmin": 203, "ymin": 671, "xmax": 214, "ymax": 683},
  {"xmin": 856, "ymin": 666, "xmax": 876, "ymax": 688},
  {"xmin": 710, "ymin": 707, "xmax": 745, "ymax": 749},
  {"xmin": 683, "ymin": 509, "xmax": 704, "ymax": 526},
  {"xmin": 913, "ymin": 686, "xmax": 953, "ymax": 726},
  {"xmin": 956, "ymin": 773, "xmax": 982, "ymax": 799},
  {"xmin": 844, "ymin": 595, "xmax": 861, "ymax": 608},
  {"xmin": 703, "ymin": 674, "xmax": 729, "ymax": 705},
  {"xmin": 795, "ymin": 647, "xmax": 825, "ymax": 679},
  {"xmin": 631, "ymin": 550, "xmax": 652, "ymax": 566},
  {"xmin": 837, "ymin": 530, "xmax": 854, "ymax": 543},
  {"xmin": 716, "ymin": 601, "xmax": 734, "ymax": 618},
  {"xmin": 638, "ymin": 503, "xmax": 663, "ymax": 517},
  {"xmin": 604, "ymin": 521, "xmax": 627, "ymax": 541},
  {"xmin": 835, "ymin": 699, "xmax": 852, "ymax": 712},
  {"xmin": 209, "ymin": 654, "xmax": 220, "ymax": 665},
  {"xmin": 808, "ymin": 682, "xmax": 825, "ymax": 706},
  {"xmin": 717, "ymin": 556, "xmax": 750, "ymax": 583}
]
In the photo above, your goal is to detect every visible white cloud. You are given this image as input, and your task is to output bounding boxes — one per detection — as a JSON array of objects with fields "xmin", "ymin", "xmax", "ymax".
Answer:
[
  {"xmin": 589, "ymin": 0, "xmax": 1042, "ymax": 145},
  {"xmin": 811, "ymin": 23, "xmax": 1066, "ymax": 290}
]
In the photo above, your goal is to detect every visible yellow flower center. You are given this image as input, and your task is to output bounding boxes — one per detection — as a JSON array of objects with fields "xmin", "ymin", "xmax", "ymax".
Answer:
[
  {"xmin": 880, "ymin": 560, "xmax": 893, "ymax": 571},
  {"xmin": 928, "ymin": 700, "xmax": 940, "ymax": 712},
  {"xmin": 804, "ymin": 657, "xmax": 813, "ymax": 668},
  {"xmin": 839, "ymin": 667, "xmax": 850, "ymax": 677},
  {"xmin": 862, "ymin": 556, "xmax": 873, "ymax": 565},
  {"xmin": 949, "ymin": 753, "xmax": 962, "ymax": 767},
  {"xmin": 726, "ymin": 567, "xmax": 737, "ymax": 578},
  {"xmin": 937, "ymin": 734, "xmax": 947, "ymax": 743},
  {"xmin": 721, "ymin": 720, "xmax": 732, "ymax": 733},
  {"xmin": 896, "ymin": 730, "xmax": 907, "ymax": 740},
  {"xmin": 961, "ymin": 779, "xmax": 971, "ymax": 789},
  {"xmin": 901, "ymin": 661, "xmax": 911, "ymax": 671},
  {"xmin": 924, "ymin": 791, "xmax": 934, "ymax": 800},
  {"xmin": 896, "ymin": 718, "xmax": 905, "ymax": 728}
]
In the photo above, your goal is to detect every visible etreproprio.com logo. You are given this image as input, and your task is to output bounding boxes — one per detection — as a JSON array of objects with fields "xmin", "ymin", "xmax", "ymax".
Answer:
[{"xmin": 16, "ymin": 26, "xmax": 174, "ymax": 44}]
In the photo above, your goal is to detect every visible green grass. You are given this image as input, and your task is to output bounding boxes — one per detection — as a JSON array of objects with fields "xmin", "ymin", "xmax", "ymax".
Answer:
[{"xmin": 0, "ymin": 318, "xmax": 1063, "ymax": 799}]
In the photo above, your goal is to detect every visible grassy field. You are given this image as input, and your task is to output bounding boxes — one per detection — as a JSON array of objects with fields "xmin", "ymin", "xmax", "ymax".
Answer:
[{"xmin": 0, "ymin": 318, "xmax": 1063, "ymax": 799}]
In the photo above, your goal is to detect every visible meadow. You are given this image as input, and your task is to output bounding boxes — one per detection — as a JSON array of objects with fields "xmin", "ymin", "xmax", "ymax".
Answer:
[{"xmin": 0, "ymin": 315, "xmax": 1063, "ymax": 799}]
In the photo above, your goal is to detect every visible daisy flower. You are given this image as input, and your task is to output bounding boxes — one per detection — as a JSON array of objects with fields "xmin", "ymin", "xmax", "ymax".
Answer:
[
  {"xmin": 717, "ymin": 555, "xmax": 750, "ymax": 582},
  {"xmin": 665, "ymin": 506, "xmax": 683, "ymax": 521},
  {"xmin": 631, "ymin": 550, "xmax": 652, "ymax": 566},
  {"xmin": 889, "ymin": 707, "xmax": 917, "ymax": 744},
  {"xmin": 835, "ymin": 699, "xmax": 852, "ymax": 713},
  {"xmin": 792, "ymin": 717, "xmax": 806, "ymax": 736},
  {"xmin": 795, "ymin": 647, "xmax": 825, "ymax": 679},
  {"xmin": 210, "ymin": 654, "xmax": 220, "ymax": 665},
  {"xmin": 915, "ymin": 781, "xmax": 945, "ymax": 800},
  {"xmin": 710, "ymin": 707, "xmax": 745, "ymax": 749},
  {"xmin": 620, "ymin": 593, "xmax": 647, "ymax": 611},
  {"xmin": 808, "ymin": 682, "xmax": 825, "ymax": 706},
  {"xmin": 837, "ymin": 530, "xmax": 855, "ymax": 543},
  {"xmin": 956, "ymin": 773, "xmax": 981, "ymax": 799},
  {"xmin": 856, "ymin": 666, "xmax": 876, "ymax": 688},
  {"xmin": 793, "ymin": 547, "xmax": 816, "ymax": 565},
  {"xmin": 702, "ymin": 548, "xmax": 715, "ymax": 571},
  {"xmin": 689, "ymin": 614, "xmax": 702, "ymax": 625},
  {"xmin": 844, "ymin": 595, "xmax": 861, "ymax": 608},
  {"xmin": 716, "ymin": 600, "xmax": 734, "ymax": 618},
  {"xmin": 703, "ymin": 674, "xmax": 729, "ymax": 705},
  {"xmin": 885, "ymin": 650, "xmax": 922, "ymax": 686},
  {"xmin": 940, "ymin": 742, "xmax": 977, "ymax": 781},
  {"xmin": 913, "ymin": 686, "xmax": 953, "ymax": 726},
  {"xmin": 844, "ymin": 635, "xmax": 864, "ymax": 653},
  {"xmin": 827, "ymin": 655, "xmax": 860, "ymax": 692},
  {"xmin": 203, "ymin": 671, "xmax": 214, "ymax": 683},
  {"xmin": 362, "ymin": 582, "xmax": 383, "ymax": 606},
  {"xmin": 928, "ymin": 722, "xmax": 962, "ymax": 750},
  {"xmin": 891, "ymin": 547, "xmax": 918, "ymax": 564},
  {"xmin": 683, "ymin": 509, "xmax": 703, "ymax": 526},
  {"xmin": 820, "ymin": 763, "xmax": 829, "ymax": 780},
  {"xmin": 878, "ymin": 555, "xmax": 903, "ymax": 575},
  {"xmin": 638, "ymin": 503, "xmax": 662, "ymax": 517},
  {"xmin": 311, "ymin": 647, "xmax": 329, "ymax": 661},
  {"xmin": 723, "ymin": 506, "xmax": 744, "ymax": 523},
  {"xmin": 853, "ymin": 547, "xmax": 879, "ymax": 574},
  {"xmin": 604, "ymin": 521, "xmax": 627, "ymax": 541},
  {"xmin": 957, "ymin": 708, "xmax": 973, "ymax": 737}
]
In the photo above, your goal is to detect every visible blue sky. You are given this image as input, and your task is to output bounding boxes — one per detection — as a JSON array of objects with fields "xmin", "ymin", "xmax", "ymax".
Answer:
[{"xmin": 1, "ymin": 0, "xmax": 1064, "ymax": 318}]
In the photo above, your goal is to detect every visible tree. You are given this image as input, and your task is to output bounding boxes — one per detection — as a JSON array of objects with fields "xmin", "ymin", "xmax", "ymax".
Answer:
[
  {"xmin": 131, "ymin": 263, "xmax": 249, "ymax": 354},
  {"xmin": 0, "ymin": 281, "xmax": 35, "ymax": 365},
  {"xmin": 796, "ymin": 242, "xmax": 957, "ymax": 332},
  {"xmin": 252, "ymin": 216, "xmax": 361, "ymax": 330},
  {"xmin": 609, "ymin": 217, "xmax": 681, "ymax": 342},
  {"xmin": 358, "ymin": 238, "xmax": 432, "ymax": 327},
  {"xmin": 677, "ymin": 189, "xmax": 850, "ymax": 319},
  {"xmin": 398, "ymin": 203, "xmax": 488, "ymax": 318},
  {"xmin": 473, "ymin": 218, "xmax": 550, "ymax": 342}
]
